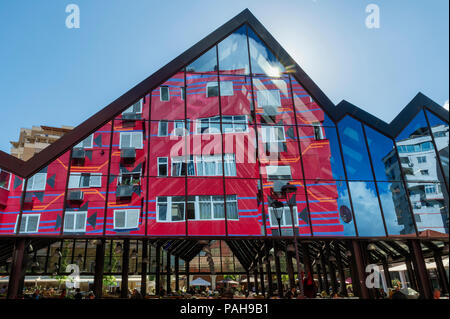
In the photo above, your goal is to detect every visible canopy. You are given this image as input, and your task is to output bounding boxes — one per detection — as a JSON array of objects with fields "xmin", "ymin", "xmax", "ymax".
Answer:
[
  {"xmin": 218, "ymin": 278, "xmax": 239, "ymax": 285},
  {"xmin": 190, "ymin": 278, "xmax": 211, "ymax": 286}
]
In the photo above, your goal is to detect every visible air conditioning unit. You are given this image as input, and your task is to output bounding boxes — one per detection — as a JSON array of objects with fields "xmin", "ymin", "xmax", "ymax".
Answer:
[
  {"xmin": 122, "ymin": 113, "xmax": 141, "ymax": 121},
  {"xmin": 273, "ymin": 180, "xmax": 289, "ymax": 193},
  {"xmin": 116, "ymin": 185, "xmax": 134, "ymax": 198},
  {"xmin": 263, "ymin": 105, "xmax": 278, "ymax": 116},
  {"xmin": 68, "ymin": 190, "xmax": 84, "ymax": 201},
  {"xmin": 121, "ymin": 148, "xmax": 136, "ymax": 159},
  {"xmin": 72, "ymin": 148, "xmax": 86, "ymax": 159}
]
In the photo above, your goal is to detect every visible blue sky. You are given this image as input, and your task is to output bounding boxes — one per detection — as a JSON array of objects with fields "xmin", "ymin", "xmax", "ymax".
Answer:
[{"xmin": 0, "ymin": 0, "xmax": 448, "ymax": 153}]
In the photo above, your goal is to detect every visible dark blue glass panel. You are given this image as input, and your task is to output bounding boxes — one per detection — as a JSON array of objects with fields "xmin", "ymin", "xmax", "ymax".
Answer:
[
  {"xmin": 376, "ymin": 181, "xmax": 416, "ymax": 236},
  {"xmin": 365, "ymin": 125, "xmax": 402, "ymax": 181},
  {"xmin": 338, "ymin": 116, "xmax": 374, "ymax": 181},
  {"xmin": 348, "ymin": 181, "xmax": 386, "ymax": 237}
]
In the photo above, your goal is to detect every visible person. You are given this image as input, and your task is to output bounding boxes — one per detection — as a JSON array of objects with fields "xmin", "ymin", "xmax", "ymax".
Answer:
[
  {"xmin": 391, "ymin": 286, "xmax": 406, "ymax": 300},
  {"xmin": 0, "ymin": 285, "xmax": 7, "ymax": 294},
  {"xmin": 31, "ymin": 289, "xmax": 41, "ymax": 299},
  {"xmin": 303, "ymin": 272, "xmax": 316, "ymax": 298},
  {"xmin": 74, "ymin": 288, "xmax": 83, "ymax": 300},
  {"xmin": 285, "ymin": 287, "xmax": 297, "ymax": 299},
  {"xmin": 59, "ymin": 288, "xmax": 67, "ymax": 299},
  {"xmin": 433, "ymin": 288, "xmax": 441, "ymax": 299},
  {"xmin": 87, "ymin": 292, "xmax": 95, "ymax": 299},
  {"xmin": 131, "ymin": 289, "xmax": 142, "ymax": 299}
]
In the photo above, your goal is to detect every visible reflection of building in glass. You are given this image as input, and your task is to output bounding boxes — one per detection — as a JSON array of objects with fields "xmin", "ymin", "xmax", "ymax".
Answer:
[{"xmin": 388, "ymin": 124, "xmax": 449, "ymax": 234}]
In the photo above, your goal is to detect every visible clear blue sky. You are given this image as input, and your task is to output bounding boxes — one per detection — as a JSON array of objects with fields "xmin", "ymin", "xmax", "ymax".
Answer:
[{"xmin": 0, "ymin": 0, "xmax": 448, "ymax": 153}]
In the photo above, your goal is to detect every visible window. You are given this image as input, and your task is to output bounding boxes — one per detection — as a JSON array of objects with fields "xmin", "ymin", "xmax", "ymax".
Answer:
[
  {"xmin": 68, "ymin": 173, "xmax": 102, "ymax": 189},
  {"xmin": 26, "ymin": 172, "xmax": 47, "ymax": 191},
  {"xmin": 206, "ymin": 81, "xmax": 234, "ymax": 97},
  {"xmin": 16, "ymin": 214, "xmax": 40, "ymax": 233},
  {"xmin": 312, "ymin": 122, "xmax": 324, "ymax": 140},
  {"xmin": 196, "ymin": 154, "xmax": 236, "ymax": 176},
  {"xmin": 266, "ymin": 166, "xmax": 292, "ymax": 180},
  {"xmin": 173, "ymin": 120, "xmax": 189, "ymax": 136},
  {"xmin": 158, "ymin": 157, "xmax": 168, "ymax": 177},
  {"xmin": 257, "ymin": 90, "xmax": 281, "ymax": 108},
  {"xmin": 0, "ymin": 169, "xmax": 11, "ymax": 190},
  {"xmin": 118, "ymin": 172, "xmax": 141, "ymax": 186},
  {"xmin": 180, "ymin": 87, "xmax": 185, "ymax": 100},
  {"xmin": 172, "ymin": 156, "xmax": 195, "ymax": 177},
  {"xmin": 160, "ymin": 86, "xmax": 170, "ymax": 101},
  {"xmin": 119, "ymin": 132, "xmax": 143, "ymax": 149},
  {"xmin": 157, "ymin": 197, "xmax": 185, "ymax": 222},
  {"xmin": 75, "ymin": 134, "xmax": 93, "ymax": 149},
  {"xmin": 113, "ymin": 209, "xmax": 140, "ymax": 229},
  {"xmin": 64, "ymin": 211, "xmax": 87, "ymax": 232},
  {"xmin": 268, "ymin": 206, "xmax": 298, "ymax": 227},
  {"xmin": 157, "ymin": 195, "xmax": 238, "ymax": 221},
  {"xmin": 261, "ymin": 126, "xmax": 286, "ymax": 143},
  {"xmin": 425, "ymin": 185, "xmax": 437, "ymax": 194},
  {"xmin": 397, "ymin": 141, "xmax": 433, "ymax": 153},
  {"xmin": 417, "ymin": 156, "xmax": 427, "ymax": 164},
  {"xmin": 123, "ymin": 100, "xmax": 142, "ymax": 114},
  {"xmin": 196, "ymin": 116, "xmax": 247, "ymax": 134},
  {"xmin": 158, "ymin": 121, "xmax": 168, "ymax": 136},
  {"xmin": 420, "ymin": 169, "xmax": 429, "ymax": 176}
]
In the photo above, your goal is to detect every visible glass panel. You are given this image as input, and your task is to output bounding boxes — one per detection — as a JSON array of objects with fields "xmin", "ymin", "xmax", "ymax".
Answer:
[
  {"xmin": 426, "ymin": 111, "xmax": 449, "ymax": 187},
  {"xmin": 218, "ymin": 25, "xmax": 250, "ymax": 75},
  {"xmin": 186, "ymin": 46, "xmax": 217, "ymax": 73},
  {"xmin": 248, "ymin": 27, "xmax": 286, "ymax": 77},
  {"xmin": 348, "ymin": 181, "xmax": 386, "ymax": 237},
  {"xmin": 338, "ymin": 116, "xmax": 374, "ymax": 181},
  {"xmin": 151, "ymin": 73, "xmax": 185, "ymax": 121},
  {"xmin": 365, "ymin": 125, "xmax": 402, "ymax": 181},
  {"xmin": 186, "ymin": 73, "xmax": 219, "ymax": 121},
  {"xmin": 377, "ymin": 181, "xmax": 416, "ymax": 236}
]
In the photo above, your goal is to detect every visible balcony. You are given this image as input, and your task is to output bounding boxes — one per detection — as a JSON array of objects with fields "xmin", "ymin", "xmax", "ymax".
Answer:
[
  {"xmin": 121, "ymin": 148, "xmax": 136, "ymax": 162},
  {"xmin": 116, "ymin": 185, "xmax": 134, "ymax": 198}
]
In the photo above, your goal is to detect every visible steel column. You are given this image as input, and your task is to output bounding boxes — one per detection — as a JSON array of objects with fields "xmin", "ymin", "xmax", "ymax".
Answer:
[
  {"xmin": 93, "ymin": 239, "xmax": 105, "ymax": 299},
  {"xmin": 408, "ymin": 239, "xmax": 433, "ymax": 299},
  {"xmin": 141, "ymin": 239, "xmax": 148, "ymax": 296},
  {"xmin": 7, "ymin": 238, "xmax": 26, "ymax": 299}
]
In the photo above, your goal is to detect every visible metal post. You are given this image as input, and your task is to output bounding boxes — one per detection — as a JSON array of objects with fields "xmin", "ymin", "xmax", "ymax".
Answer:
[
  {"xmin": 326, "ymin": 243, "xmax": 338, "ymax": 295},
  {"xmin": 285, "ymin": 251, "xmax": 295, "ymax": 289},
  {"xmin": 258, "ymin": 254, "xmax": 266, "ymax": 297},
  {"xmin": 175, "ymin": 256, "xmax": 179, "ymax": 293},
  {"xmin": 408, "ymin": 239, "xmax": 433, "ymax": 299},
  {"xmin": 316, "ymin": 263, "xmax": 324, "ymax": 293},
  {"xmin": 405, "ymin": 258, "xmax": 417, "ymax": 290},
  {"xmin": 121, "ymin": 239, "xmax": 130, "ymax": 298},
  {"xmin": 351, "ymin": 240, "xmax": 369, "ymax": 299},
  {"xmin": 382, "ymin": 258, "xmax": 392, "ymax": 289},
  {"xmin": 166, "ymin": 252, "xmax": 171, "ymax": 294},
  {"xmin": 253, "ymin": 267, "xmax": 259, "ymax": 295},
  {"xmin": 186, "ymin": 261, "xmax": 190, "ymax": 290},
  {"xmin": 320, "ymin": 253, "xmax": 330, "ymax": 294},
  {"xmin": 141, "ymin": 239, "xmax": 148, "ymax": 296},
  {"xmin": 155, "ymin": 243, "xmax": 161, "ymax": 296},
  {"xmin": 286, "ymin": 197, "xmax": 304, "ymax": 296},
  {"xmin": 245, "ymin": 270, "xmax": 251, "ymax": 296},
  {"xmin": 93, "ymin": 239, "xmax": 105, "ymax": 299},
  {"xmin": 274, "ymin": 240, "xmax": 283, "ymax": 297},
  {"xmin": 434, "ymin": 250, "xmax": 449, "ymax": 294},
  {"xmin": 334, "ymin": 244, "xmax": 347, "ymax": 296},
  {"xmin": 265, "ymin": 241, "xmax": 273, "ymax": 297},
  {"xmin": 7, "ymin": 239, "xmax": 26, "ymax": 299}
]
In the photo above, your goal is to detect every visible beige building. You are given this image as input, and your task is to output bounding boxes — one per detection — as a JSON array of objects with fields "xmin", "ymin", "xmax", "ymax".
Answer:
[{"xmin": 10, "ymin": 125, "xmax": 74, "ymax": 160}]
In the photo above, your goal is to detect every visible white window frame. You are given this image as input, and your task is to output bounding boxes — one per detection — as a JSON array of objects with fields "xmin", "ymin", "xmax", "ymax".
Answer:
[
  {"xmin": 171, "ymin": 156, "xmax": 195, "ymax": 177},
  {"xmin": 123, "ymin": 99, "xmax": 143, "ymax": 114},
  {"xmin": 173, "ymin": 120, "xmax": 188, "ymax": 136},
  {"xmin": 68, "ymin": 173, "xmax": 102, "ymax": 189},
  {"xmin": 257, "ymin": 90, "xmax": 281, "ymax": 108},
  {"xmin": 268, "ymin": 206, "xmax": 298, "ymax": 227},
  {"xmin": 157, "ymin": 157, "xmax": 168, "ymax": 177},
  {"xmin": 113, "ymin": 209, "xmax": 140, "ymax": 229},
  {"xmin": 261, "ymin": 126, "xmax": 286, "ymax": 143},
  {"xmin": 15, "ymin": 214, "xmax": 40, "ymax": 234},
  {"xmin": 156, "ymin": 195, "xmax": 239, "ymax": 222},
  {"xmin": 312, "ymin": 122, "xmax": 324, "ymax": 140},
  {"xmin": 75, "ymin": 134, "xmax": 94, "ymax": 149},
  {"xmin": 160, "ymin": 86, "xmax": 170, "ymax": 102},
  {"xmin": 156, "ymin": 197, "xmax": 185, "ymax": 223},
  {"xmin": 117, "ymin": 170, "xmax": 141, "ymax": 186},
  {"xmin": 196, "ymin": 115, "xmax": 248, "ymax": 134},
  {"xmin": 195, "ymin": 154, "xmax": 236, "ymax": 177},
  {"xmin": 266, "ymin": 165, "xmax": 292, "ymax": 180},
  {"xmin": 63, "ymin": 211, "xmax": 87, "ymax": 232},
  {"xmin": 119, "ymin": 132, "xmax": 143, "ymax": 149},
  {"xmin": 158, "ymin": 120, "xmax": 169, "ymax": 137},
  {"xmin": 0, "ymin": 169, "xmax": 12, "ymax": 190},
  {"xmin": 25, "ymin": 172, "xmax": 47, "ymax": 191},
  {"xmin": 206, "ymin": 81, "xmax": 234, "ymax": 97}
]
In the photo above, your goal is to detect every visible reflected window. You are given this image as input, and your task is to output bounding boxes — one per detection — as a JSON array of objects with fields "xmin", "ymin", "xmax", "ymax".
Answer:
[
  {"xmin": 75, "ymin": 134, "xmax": 94, "ymax": 149},
  {"xmin": 160, "ymin": 86, "xmax": 170, "ymax": 102},
  {"xmin": 157, "ymin": 157, "xmax": 168, "ymax": 177},
  {"xmin": 68, "ymin": 173, "xmax": 102, "ymax": 188},
  {"xmin": 312, "ymin": 122, "xmax": 324, "ymax": 140},
  {"xmin": 26, "ymin": 172, "xmax": 47, "ymax": 191},
  {"xmin": 16, "ymin": 214, "xmax": 40, "ymax": 233},
  {"xmin": 113, "ymin": 209, "xmax": 140, "ymax": 229},
  {"xmin": 64, "ymin": 211, "xmax": 87, "ymax": 232},
  {"xmin": 206, "ymin": 81, "xmax": 234, "ymax": 97},
  {"xmin": 120, "ymin": 132, "xmax": 143, "ymax": 149},
  {"xmin": 268, "ymin": 207, "xmax": 298, "ymax": 227},
  {"xmin": 123, "ymin": 100, "xmax": 142, "ymax": 114},
  {"xmin": 172, "ymin": 156, "xmax": 195, "ymax": 177},
  {"xmin": 158, "ymin": 120, "xmax": 168, "ymax": 137},
  {"xmin": 266, "ymin": 165, "xmax": 292, "ymax": 180},
  {"xmin": 0, "ymin": 169, "xmax": 11, "ymax": 190}
]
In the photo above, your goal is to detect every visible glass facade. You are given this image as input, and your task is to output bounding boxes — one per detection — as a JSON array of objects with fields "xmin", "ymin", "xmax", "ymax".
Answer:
[{"xmin": 0, "ymin": 23, "xmax": 448, "ymax": 239}]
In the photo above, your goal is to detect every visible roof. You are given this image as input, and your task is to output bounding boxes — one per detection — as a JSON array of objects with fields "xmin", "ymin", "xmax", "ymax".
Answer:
[{"xmin": 0, "ymin": 9, "xmax": 448, "ymax": 178}]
